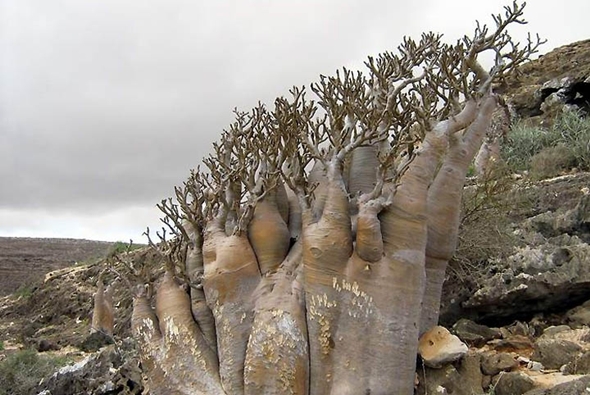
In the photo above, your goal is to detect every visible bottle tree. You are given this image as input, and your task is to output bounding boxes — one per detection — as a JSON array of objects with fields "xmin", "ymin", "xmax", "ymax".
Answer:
[{"xmin": 129, "ymin": 3, "xmax": 541, "ymax": 394}]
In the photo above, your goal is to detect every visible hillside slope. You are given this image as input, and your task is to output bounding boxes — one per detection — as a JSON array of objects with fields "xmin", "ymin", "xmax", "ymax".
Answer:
[{"xmin": 0, "ymin": 237, "xmax": 114, "ymax": 296}]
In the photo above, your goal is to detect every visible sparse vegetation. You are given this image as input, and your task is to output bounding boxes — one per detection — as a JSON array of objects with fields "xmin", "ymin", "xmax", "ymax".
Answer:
[
  {"xmin": 14, "ymin": 285, "xmax": 33, "ymax": 300},
  {"xmin": 452, "ymin": 164, "xmax": 522, "ymax": 279},
  {"xmin": 555, "ymin": 109, "xmax": 590, "ymax": 169},
  {"xmin": 107, "ymin": 240, "xmax": 142, "ymax": 258},
  {"xmin": 502, "ymin": 109, "xmax": 590, "ymax": 175},
  {"xmin": 0, "ymin": 349, "xmax": 71, "ymax": 395}
]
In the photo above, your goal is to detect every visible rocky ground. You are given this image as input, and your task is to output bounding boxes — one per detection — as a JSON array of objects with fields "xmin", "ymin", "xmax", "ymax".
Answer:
[{"xmin": 415, "ymin": 170, "xmax": 590, "ymax": 395}]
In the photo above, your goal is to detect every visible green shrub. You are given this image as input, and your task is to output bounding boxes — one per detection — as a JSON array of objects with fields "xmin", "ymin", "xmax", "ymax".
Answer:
[
  {"xmin": 13, "ymin": 285, "xmax": 33, "ymax": 299},
  {"xmin": 107, "ymin": 240, "xmax": 141, "ymax": 258},
  {"xmin": 503, "ymin": 109, "xmax": 590, "ymax": 174},
  {"xmin": 0, "ymin": 341, "xmax": 4, "ymax": 351},
  {"xmin": 502, "ymin": 122, "xmax": 559, "ymax": 171},
  {"xmin": 0, "ymin": 349, "xmax": 70, "ymax": 395},
  {"xmin": 553, "ymin": 109, "xmax": 590, "ymax": 170}
]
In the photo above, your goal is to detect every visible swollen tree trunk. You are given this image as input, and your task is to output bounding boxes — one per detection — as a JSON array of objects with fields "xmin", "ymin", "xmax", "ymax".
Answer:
[
  {"xmin": 303, "ymin": 159, "xmax": 353, "ymax": 394},
  {"xmin": 248, "ymin": 189, "xmax": 291, "ymax": 275},
  {"xmin": 128, "ymin": 7, "xmax": 536, "ymax": 392},
  {"xmin": 202, "ymin": 218, "xmax": 261, "ymax": 394},
  {"xmin": 184, "ymin": 221, "xmax": 217, "ymax": 353},
  {"xmin": 421, "ymin": 95, "xmax": 497, "ymax": 334},
  {"xmin": 244, "ymin": 242, "xmax": 308, "ymax": 394},
  {"xmin": 129, "ymin": 106, "xmax": 498, "ymax": 395},
  {"xmin": 131, "ymin": 273, "xmax": 225, "ymax": 395},
  {"xmin": 91, "ymin": 272, "xmax": 114, "ymax": 336}
]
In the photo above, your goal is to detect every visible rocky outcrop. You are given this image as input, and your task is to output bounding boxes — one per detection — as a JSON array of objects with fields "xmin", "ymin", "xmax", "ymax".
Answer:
[
  {"xmin": 462, "ymin": 235, "xmax": 590, "ymax": 322},
  {"xmin": 443, "ymin": 176, "xmax": 590, "ymax": 325},
  {"xmin": 502, "ymin": 39, "xmax": 590, "ymax": 124},
  {"xmin": 36, "ymin": 340, "xmax": 142, "ymax": 395}
]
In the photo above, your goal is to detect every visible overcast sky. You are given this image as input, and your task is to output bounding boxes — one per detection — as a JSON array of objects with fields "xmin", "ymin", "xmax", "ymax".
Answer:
[{"xmin": 1, "ymin": 1, "xmax": 588, "ymax": 242}]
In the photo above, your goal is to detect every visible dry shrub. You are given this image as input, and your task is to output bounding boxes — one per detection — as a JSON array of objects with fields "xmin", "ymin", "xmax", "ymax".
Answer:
[
  {"xmin": 530, "ymin": 144, "xmax": 577, "ymax": 180},
  {"xmin": 450, "ymin": 164, "xmax": 523, "ymax": 280},
  {"xmin": 0, "ymin": 349, "xmax": 70, "ymax": 395}
]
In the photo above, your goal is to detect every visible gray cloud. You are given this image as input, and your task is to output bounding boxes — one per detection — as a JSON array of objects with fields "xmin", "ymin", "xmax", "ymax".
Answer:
[{"xmin": 1, "ymin": 0, "xmax": 588, "ymax": 240}]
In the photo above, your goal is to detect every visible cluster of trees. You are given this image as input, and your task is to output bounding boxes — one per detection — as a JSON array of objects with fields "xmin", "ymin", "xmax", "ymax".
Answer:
[{"xmin": 99, "ymin": 3, "xmax": 542, "ymax": 394}]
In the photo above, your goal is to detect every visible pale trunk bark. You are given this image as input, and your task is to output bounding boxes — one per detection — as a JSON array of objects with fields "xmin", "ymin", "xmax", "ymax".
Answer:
[
  {"xmin": 244, "ymin": 242, "xmax": 308, "ymax": 395},
  {"xmin": 421, "ymin": 95, "xmax": 497, "ymax": 334},
  {"xmin": 203, "ymin": 219, "xmax": 261, "ymax": 394}
]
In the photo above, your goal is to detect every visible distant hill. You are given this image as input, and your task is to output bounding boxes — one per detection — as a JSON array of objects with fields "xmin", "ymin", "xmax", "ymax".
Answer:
[{"xmin": 0, "ymin": 237, "xmax": 115, "ymax": 296}]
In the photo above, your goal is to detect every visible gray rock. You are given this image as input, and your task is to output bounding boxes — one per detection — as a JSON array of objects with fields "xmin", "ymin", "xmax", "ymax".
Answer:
[
  {"xmin": 416, "ymin": 351, "xmax": 484, "ymax": 395},
  {"xmin": 481, "ymin": 353, "xmax": 518, "ymax": 376},
  {"xmin": 534, "ymin": 194, "xmax": 590, "ymax": 237},
  {"xmin": 462, "ymin": 238, "xmax": 590, "ymax": 322},
  {"xmin": 528, "ymin": 360, "xmax": 544, "ymax": 371},
  {"xmin": 36, "ymin": 339, "xmax": 142, "ymax": 395},
  {"xmin": 542, "ymin": 325, "xmax": 573, "ymax": 338},
  {"xmin": 532, "ymin": 338, "xmax": 583, "ymax": 370},
  {"xmin": 489, "ymin": 335, "xmax": 534, "ymax": 352},
  {"xmin": 493, "ymin": 372, "xmax": 535, "ymax": 395},
  {"xmin": 452, "ymin": 319, "xmax": 501, "ymax": 346},
  {"xmin": 508, "ymin": 321, "xmax": 531, "ymax": 337},
  {"xmin": 567, "ymin": 300, "xmax": 590, "ymax": 327},
  {"xmin": 457, "ymin": 351, "xmax": 485, "ymax": 394},
  {"xmin": 563, "ymin": 351, "xmax": 590, "ymax": 375},
  {"xmin": 523, "ymin": 375, "xmax": 590, "ymax": 395}
]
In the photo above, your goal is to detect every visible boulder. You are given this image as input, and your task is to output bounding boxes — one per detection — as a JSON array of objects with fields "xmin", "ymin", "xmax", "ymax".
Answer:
[
  {"xmin": 523, "ymin": 375, "xmax": 590, "ymax": 395},
  {"xmin": 452, "ymin": 319, "xmax": 501, "ymax": 346},
  {"xmin": 419, "ymin": 326, "xmax": 468, "ymax": 368},
  {"xmin": 542, "ymin": 325, "xmax": 572, "ymax": 338},
  {"xmin": 493, "ymin": 372, "xmax": 535, "ymax": 395},
  {"xmin": 481, "ymin": 352, "xmax": 518, "ymax": 376},
  {"xmin": 416, "ymin": 351, "xmax": 484, "ymax": 395},
  {"xmin": 563, "ymin": 351, "xmax": 590, "ymax": 375},
  {"xmin": 532, "ymin": 338, "xmax": 582, "ymax": 370},
  {"xmin": 489, "ymin": 335, "xmax": 534, "ymax": 352},
  {"xmin": 567, "ymin": 300, "xmax": 590, "ymax": 327}
]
